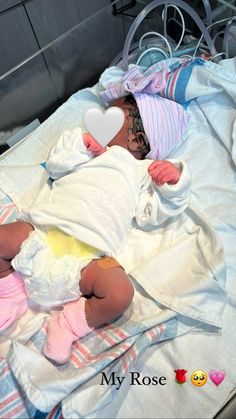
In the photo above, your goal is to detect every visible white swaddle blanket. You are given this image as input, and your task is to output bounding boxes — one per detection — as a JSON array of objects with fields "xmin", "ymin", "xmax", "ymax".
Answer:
[
  {"xmin": 0, "ymin": 59, "xmax": 232, "ymax": 416},
  {"xmin": 12, "ymin": 130, "xmax": 191, "ymax": 307}
]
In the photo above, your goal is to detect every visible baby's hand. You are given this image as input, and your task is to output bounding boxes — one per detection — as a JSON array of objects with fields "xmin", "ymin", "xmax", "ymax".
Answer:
[
  {"xmin": 82, "ymin": 133, "xmax": 106, "ymax": 156},
  {"xmin": 148, "ymin": 160, "xmax": 180, "ymax": 186}
]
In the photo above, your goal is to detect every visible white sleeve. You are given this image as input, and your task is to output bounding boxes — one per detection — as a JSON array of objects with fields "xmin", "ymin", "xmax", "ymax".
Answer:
[
  {"xmin": 135, "ymin": 160, "xmax": 191, "ymax": 227},
  {"xmin": 45, "ymin": 128, "xmax": 93, "ymax": 180}
]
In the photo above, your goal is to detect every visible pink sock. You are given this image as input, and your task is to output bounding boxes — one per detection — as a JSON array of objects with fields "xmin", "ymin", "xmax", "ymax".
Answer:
[
  {"xmin": 44, "ymin": 297, "xmax": 93, "ymax": 364},
  {"xmin": 0, "ymin": 271, "xmax": 28, "ymax": 331}
]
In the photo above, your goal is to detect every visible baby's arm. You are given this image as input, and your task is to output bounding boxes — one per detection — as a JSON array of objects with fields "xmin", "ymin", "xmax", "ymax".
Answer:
[
  {"xmin": 46, "ymin": 128, "xmax": 105, "ymax": 180},
  {"xmin": 135, "ymin": 159, "xmax": 191, "ymax": 227}
]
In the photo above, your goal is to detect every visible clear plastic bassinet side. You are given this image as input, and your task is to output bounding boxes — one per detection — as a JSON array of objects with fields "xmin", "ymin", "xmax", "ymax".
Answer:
[{"xmin": 122, "ymin": 0, "xmax": 218, "ymax": 70}]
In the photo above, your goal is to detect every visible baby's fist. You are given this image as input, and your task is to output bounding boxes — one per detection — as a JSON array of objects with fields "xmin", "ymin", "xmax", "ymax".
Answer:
[
  {"xmin": 83, "ymin": 133, "xmax": 106, "ymax": 156},
  {"xmin": 148, "ymin": 160, "xmax": 180, "ymax": 186}
]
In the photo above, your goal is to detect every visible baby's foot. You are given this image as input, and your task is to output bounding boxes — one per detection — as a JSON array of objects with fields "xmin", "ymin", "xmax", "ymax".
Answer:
[
  {"xmin": 44, "ymin": 311, "xmax": 78, "ymax": 364},
  {"xmin": 44, "ymin": 298, "xmax": 93, "ymax": 364},
  {"xmin": 0, "ymin": 271, "xmax": 28, "ymax": 330}
]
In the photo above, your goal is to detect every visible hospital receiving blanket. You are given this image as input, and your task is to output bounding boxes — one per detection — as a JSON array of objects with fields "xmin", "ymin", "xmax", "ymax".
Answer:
[
  {"xmin": 0, "ymin": 57, "xmax": 236, "ymax": 417},
  {"xmin": 0, "ymin": 194, "xmax": 226, "ymax": 417}
]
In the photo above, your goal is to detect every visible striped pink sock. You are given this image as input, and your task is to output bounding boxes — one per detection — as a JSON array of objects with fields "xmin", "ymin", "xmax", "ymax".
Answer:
[
  {"xmin": 0, "ymin": 271, "xmax": 28, "ymax": 330},
  {"xmin": 44, "ymin": 297, "xmax": 93, "ymax": 364}
]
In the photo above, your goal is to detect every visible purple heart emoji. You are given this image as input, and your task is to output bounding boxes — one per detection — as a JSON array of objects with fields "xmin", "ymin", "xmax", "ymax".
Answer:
[{"xmin": 209, "ymin": 370, "xmax": 225, "ymax": 386}]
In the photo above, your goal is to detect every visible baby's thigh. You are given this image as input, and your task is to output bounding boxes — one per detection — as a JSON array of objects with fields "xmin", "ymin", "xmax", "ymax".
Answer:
[{"xmin": 0, "ymin": 221, "xmax": 34, "ymax": 259}]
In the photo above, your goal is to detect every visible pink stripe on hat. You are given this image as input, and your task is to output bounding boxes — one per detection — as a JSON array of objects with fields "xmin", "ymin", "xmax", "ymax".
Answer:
[{"xmin": 133, "ymin": 93, "xmax": 189, "ymax": 160}]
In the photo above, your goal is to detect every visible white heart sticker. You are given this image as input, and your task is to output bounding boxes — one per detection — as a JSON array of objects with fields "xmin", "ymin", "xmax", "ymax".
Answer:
[{"xmin": 83, "ymin": 107, "xmax": 125, "ymax": 147}]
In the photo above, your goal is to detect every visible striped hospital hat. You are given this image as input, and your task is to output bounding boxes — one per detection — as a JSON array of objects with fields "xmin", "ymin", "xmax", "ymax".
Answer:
[
  {"xmin": 133, "ymin": 92, "xmax": 189, "ymax": 160},
  {"xmin": 99, "ymin": 64, "xmax": 189, "ymax": 160}
]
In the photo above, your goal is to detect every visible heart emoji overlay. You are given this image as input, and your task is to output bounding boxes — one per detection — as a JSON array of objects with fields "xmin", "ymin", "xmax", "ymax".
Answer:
[
  {"xmin": 209, "ymin": 370, "xmax": 225, "ymax": 386},
  {"xmin": 83, "ymin": 107, "xmax": 125, "ymax": 147}
]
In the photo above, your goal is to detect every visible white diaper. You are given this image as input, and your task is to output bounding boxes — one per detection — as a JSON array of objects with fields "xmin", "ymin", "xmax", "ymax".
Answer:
[{"xmin": 12, "ymin": 229, "xmax": 101, "ymax": 307}]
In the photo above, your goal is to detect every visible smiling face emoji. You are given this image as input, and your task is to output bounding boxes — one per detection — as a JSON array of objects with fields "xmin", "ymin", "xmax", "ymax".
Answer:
[{"xmin": 191, "ymin": 370, "xmax": 208, "ymax": 386}]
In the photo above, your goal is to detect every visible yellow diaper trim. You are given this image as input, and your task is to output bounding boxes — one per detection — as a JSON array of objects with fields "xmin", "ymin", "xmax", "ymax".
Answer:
[{"xmin": 46, "ymin": 227, "xmax": 100, "ymax": 259}]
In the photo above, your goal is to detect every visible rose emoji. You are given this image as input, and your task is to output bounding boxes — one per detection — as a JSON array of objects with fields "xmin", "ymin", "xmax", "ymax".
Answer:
[{"xmin": 174, "ymin": 369, "xmax": 188, "ymax": 384}]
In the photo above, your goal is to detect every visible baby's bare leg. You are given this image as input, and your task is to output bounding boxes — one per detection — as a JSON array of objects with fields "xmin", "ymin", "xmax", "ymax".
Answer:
[
  {"xmin": 44, "ymin": 257, "xmax": 134, "ymax": 363},
  {"xmin": 0, "ymin": 256, "xmax": 13, "ymax": 278},
  {"xmin": 0, "ymin": 222, "xmax": 32, "ymax": 329},
  {"xmin": 0, "ymin": 221, "xmax": 34, "ymax": 260},
  {"xmin": 80, "ymin": 258, "xmax": 134, "ymax": 327}
]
